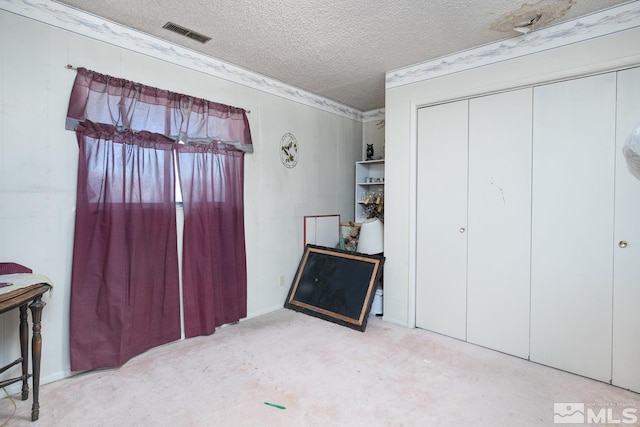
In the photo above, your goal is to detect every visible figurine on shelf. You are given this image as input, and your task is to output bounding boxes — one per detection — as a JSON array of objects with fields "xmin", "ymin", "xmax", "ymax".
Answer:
[{"xmin": 366, "ymin": 144, "xmax": 374, "ymax": 161}]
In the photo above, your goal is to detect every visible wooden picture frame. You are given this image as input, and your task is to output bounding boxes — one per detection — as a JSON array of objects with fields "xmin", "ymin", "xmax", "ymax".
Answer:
[{"xmin": 284, "ymin": 244, "xmax": 384, "ymax": 331}]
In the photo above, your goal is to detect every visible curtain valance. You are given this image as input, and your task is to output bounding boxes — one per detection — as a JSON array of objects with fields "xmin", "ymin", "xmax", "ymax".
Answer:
[{"xmin": 66, "ymin": 67, "xmax": 253, "ymax": 153}]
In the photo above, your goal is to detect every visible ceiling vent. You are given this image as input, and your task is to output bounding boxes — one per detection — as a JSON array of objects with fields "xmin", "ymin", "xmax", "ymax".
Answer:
[{"xmin": 162, "ymin": 22, "xmax": 211, "ymax": 44}]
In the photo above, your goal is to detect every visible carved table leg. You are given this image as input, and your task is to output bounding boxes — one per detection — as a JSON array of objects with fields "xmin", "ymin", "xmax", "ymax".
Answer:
[
  {"xmin": 29, "ymin": 296, "xmax": 46, "ymax": 422},
  {"xmin": 19, "ymin": 304, "xmax": 29, "ymax": 400}
]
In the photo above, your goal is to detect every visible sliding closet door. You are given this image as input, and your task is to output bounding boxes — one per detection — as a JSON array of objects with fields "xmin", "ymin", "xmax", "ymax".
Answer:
[
  {"xmin": 467, "ymin": 89, "xmax": 532, "ymax": 359},
  {"xmin": 612, "ymin": 66, "xmax": 640, "ymax": 392},
  {"xmin": 530, "ymin": 73, "xmax": 616, "ymax": 382},
  {"xmin": 416, "ymin": 100, "xmax": 468, "ymax": 340}
]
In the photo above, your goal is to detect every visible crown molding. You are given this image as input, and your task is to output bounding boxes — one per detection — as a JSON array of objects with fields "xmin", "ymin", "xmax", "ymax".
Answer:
[
  {"xmin": 362, "ymin": 109, "xmax": 385, "ymax": 123},
  {"xmin": 386, "ymin": 2, "xmax": 640, "ymax": 89},
  {"xmin": 0, "ymin": 0, "xmax": 364, "ymax": 121}
]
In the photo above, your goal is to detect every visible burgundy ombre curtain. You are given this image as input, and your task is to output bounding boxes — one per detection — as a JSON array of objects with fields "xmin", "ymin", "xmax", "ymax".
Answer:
[
  {"xmin": 66, "ymin": 68, "xmax": 253, "ymax": 153},
  {"xmin": 69, "ymin": 121, "xmax": 180, "ymax": 371},
  {"xmin": 66, "ymin": 68, "xmax": 253, "ymax": 368},
  {"xmin": 177, "ymin": 143, "xmax": 247, "ymax": 337}
]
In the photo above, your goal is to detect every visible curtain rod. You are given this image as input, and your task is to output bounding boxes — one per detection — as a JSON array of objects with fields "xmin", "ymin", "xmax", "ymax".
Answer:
[{"xmin": 65, "ymin": 64, "xmax": 251, "ymax": 113}]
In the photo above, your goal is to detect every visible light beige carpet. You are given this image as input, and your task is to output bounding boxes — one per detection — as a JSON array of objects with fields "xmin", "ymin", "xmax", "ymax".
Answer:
[{"xmin": 2, "ymin": 309, "xmax": 639, "ymax": 426}]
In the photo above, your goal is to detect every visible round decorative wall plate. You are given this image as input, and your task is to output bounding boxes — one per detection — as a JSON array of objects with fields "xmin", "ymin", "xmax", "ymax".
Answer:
[{"xmin": 280, "ymin": 133, "xmax": 298, "ymax": 168}]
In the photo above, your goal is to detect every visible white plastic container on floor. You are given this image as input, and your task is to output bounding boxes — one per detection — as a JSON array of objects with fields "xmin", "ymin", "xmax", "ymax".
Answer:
[{"xmin": 370, "ymin": 288, "xmax": 383, "ymax": 315}]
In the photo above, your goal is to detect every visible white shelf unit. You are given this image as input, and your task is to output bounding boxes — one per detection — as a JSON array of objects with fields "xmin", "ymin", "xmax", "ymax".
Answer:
[{"xmin": 355, "ymin": 159, "xmax": 385, "ymax": 223}]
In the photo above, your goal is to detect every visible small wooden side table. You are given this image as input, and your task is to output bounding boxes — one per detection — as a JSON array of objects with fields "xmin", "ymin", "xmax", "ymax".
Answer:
[{"xmin": 0, "ymin": 283, "xmax": 52, "ymax": 422}]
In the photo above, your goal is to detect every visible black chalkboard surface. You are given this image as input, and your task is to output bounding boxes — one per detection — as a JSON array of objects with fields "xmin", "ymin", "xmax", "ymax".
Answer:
[{"xmin": 284, "ymin": 244, "xmax": 384, "ymax": 331}]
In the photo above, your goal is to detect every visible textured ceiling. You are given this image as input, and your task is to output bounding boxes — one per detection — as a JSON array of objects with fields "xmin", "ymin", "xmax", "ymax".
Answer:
[{"xmin": 54, "ymin": 0, "xmax": 631, "ymax": 111}]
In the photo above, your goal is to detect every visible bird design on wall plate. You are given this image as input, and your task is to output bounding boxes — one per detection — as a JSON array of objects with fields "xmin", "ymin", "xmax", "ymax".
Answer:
[{"xmin": 280, "ymin": 133, "xmax": 298, "ymax": 168}]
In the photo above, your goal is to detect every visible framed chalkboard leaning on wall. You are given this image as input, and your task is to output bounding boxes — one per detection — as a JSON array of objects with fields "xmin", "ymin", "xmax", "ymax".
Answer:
[{"xmin": 284, "ymin": 244, "xmax": 384, "ymax": 332}]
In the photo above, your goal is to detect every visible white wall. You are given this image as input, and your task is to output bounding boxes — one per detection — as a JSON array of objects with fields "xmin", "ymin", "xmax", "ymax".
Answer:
[
  {"xmin": 0, "ymin": 8, "xmax": 362, "ymax": 387},
  {"xmin": 384, "ymin": 7, "xmax": 640, "ymax": 327},
  {"xmin": 362, "ymin": 119, "xmax": 385, "ymax": 161}
]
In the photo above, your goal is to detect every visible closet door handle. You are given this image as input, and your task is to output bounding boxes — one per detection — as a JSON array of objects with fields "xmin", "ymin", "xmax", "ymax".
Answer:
[
  {"xmin": 618, "ymin": 240, "xmax": 628, "ymax": 248},
  {"xmin": 459, "ymin": 227, "xmax": 466, "ymax": 233}
]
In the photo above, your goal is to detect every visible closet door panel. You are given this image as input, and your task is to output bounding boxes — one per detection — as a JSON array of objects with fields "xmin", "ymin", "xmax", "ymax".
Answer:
[
  {"xmin": 416, "ymin": 100, "xmax": 468, "ymax": 340},
  {"xmin": 467, "ymin": 89, "xmax": 532, "ymax": 359},
  {"xmin": 612, "ymin": 66, "xmax": 640, "ymax": 392},
  {"xmin": 530, "ymin": 73, "xmax": 616, "ymax": 382}
]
